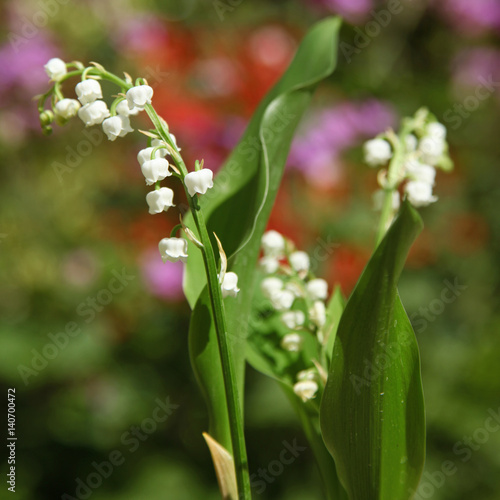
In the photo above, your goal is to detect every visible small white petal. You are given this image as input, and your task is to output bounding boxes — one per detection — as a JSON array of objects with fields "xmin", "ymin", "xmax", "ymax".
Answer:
[
  {"xmin": 289, "ymin": 251, "xmax": 310, "ymax": 273},
  {"xmin": 44, "ymin": 58, "xmax": 67, "ymax": 81},
  {"xmin": 75, "ymin": 79, "xmax": 103, "ymax": 105},
  {"xmin": 281, "ymin": 310, "xmax": 305, "ymax": 329},
  {"xmin": 363, "ymin": 138, "xmax": 392, "ymax": 167},
  {"xmin": 260, "ymin": 277, "xmax": 283, "ymax": 299},
  {"xmin": 184, "ymin": 169, "xmax": 214, "ymax": 197},
  {"xmin": 270, "ymin": 290, "xmax": 295, "ymax": 312},
  {"xmin": 146, "ymin": 187, "xmax": 175, "ymax": 214},
  {"xmin": 102, "ymin": 115, "xmax": 133, "ymax": 141},
  {"xmin": 281, "ymin": 333, "xmax": 303, "ymax": 352},
  {"xmin": 293, "ymin": 380, "xmax": 318, "ymax": 402},
  {"xmin": 306, "ymin": 279, "xmax": 328, "ymax": 301},
  {"xmin": 405, "ymin": 181, "xmax": 438, "ymax": 207},
  {"xmin": 427, "ymin": 122, "xmax": 446, "ymax": 140},
  {"xmin": 261, "ymin": 230, "xmax": 285, "ymax": 257},
  {"xmin": 141, "ymin": 158, "xmax": 171, "ymax": 185},
  {"xmin": 221, "ymin": 271, "xmax": 240, "ymax": 298},
  {"xmin": 126, "ymin": 85, "xmax": 153, "ymax": 110},
  {"xmin": 55, "ymin": 98, "xmax": 80, "ymax": 119},
  {"xmin": 419, "ymin": 136, "xmax": 445, "ymax": 165},
  {"xmin": 158, "ymin": 237, "xmax": 188, "ymax": 263},
  {"xmin": 259, "ymin": 256, "xmax": 280, "ymax": 274},
  {"xmin": 405, "ymin": 160, "xmax": 436, "ymax": 185},
  {"xmin": 77, "ymin": 101, "xmax": 110, "ymax": 127}
]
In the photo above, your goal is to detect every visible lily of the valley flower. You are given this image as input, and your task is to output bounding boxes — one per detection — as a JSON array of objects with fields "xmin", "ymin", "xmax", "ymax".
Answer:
[
  {"xmin": 259, "ymin": 256, "xmax": 280, "ymax": 274},
  {"xmin": 289, "ymin": 251, "xmax": 310, "ymax": 273},
  {"xmin": 270, "ymin": 289, "xmax": 295, "ymax": 311},
  {"xmin": 419, "ymin": 136, "xmax": 445, "ymax": 165},
  {"xmin": 260, "ymin": 277, "xmax": 283, "ymax": 298},
  {"xmin": 137, "ymin": 146, "xmax": 167, "ymax": 166},
  {"xmin": 427, "ymin": 122, "xmax": 446, "ymax": 140},
  {"xmin": 405, "ymin": 160, "xmax": 436, "ymax": 185},
  {"xmin": 78, "ymin": 101, "xmax": 110, "ymax": 126},
  {"xmin": 293, "ymin": 380, "xmax": 318, "ymax": 402},
  {"xmin": 309, "ymin": 300, "xmax": 326, "ymax": 328},
  {"xmin": 184, "ymin": 169, "xmax": 214, "ymax": 197},
  {"xmin": 55, "ymin": 99, "xmax": 80, "ymax": 119},
  {"xmin": 261, "ymin": 230, "xmax": 285, "ymax": 257},
  {"xmin": 405, "ymin": 181, "xmax": 438, "ymax": 207},
  {"xmin": 116, "ymin": 99, "xmax": 140, "ymax": 117},
  {"xmin": 363, "ymin": 138, "xmax": 392, "ymax": 167},
  {"xmin": 102, "ymin": 115, "xmax": 134, "ymax": 141},
  {"xmin": 141, "ymin": 158, "xmax": 171, "ymax": 185},
  {"xmin": 221, "ymin": 272, "xmax": 240, "ymax": 298},
  {"xmin": 281, "ymin": 310, "xmax": 305, "ymax": 329},
  {"xmin": 281, "ymin": 333, "xmax": 303, "ymax": 352},
  {"xmin": 146, "ymin": 187, "xmax": 175, "ymax": 214},
  {"xmin": 126, "ymin": 85, "xmax": 153, "ymax": 111},
  {"xmin": 44, "ymin": 58, "xmax": 67, "ymax": 81},
  {"xmin": 306, "ymin": 279, "xmax": 328, "ymax": 301},
  {"xmin": 158, "ymin": 237, "xmax": 188, "ymax": 263},
  {"xmin": 75, "ymin": 79, "xmax": 103, "ymax": 105}
]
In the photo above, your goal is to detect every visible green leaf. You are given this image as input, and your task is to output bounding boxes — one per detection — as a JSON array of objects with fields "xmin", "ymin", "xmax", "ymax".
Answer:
[
  {"xmin": 320, "ymin": 201, "xmax": 426, "ymax": 500},
  {"xmin": 322, "ymin": 285, "xmax": 345, "ymax": 366},
  {"xmin": 186, "ymin": 17, "xmax": 342, "ymax": 452}
]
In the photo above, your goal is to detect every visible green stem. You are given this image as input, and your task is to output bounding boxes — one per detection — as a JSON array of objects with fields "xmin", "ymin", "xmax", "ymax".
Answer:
[{"xmin": 145, "ymin": 104, "xmax": 252, "ymax": 500}]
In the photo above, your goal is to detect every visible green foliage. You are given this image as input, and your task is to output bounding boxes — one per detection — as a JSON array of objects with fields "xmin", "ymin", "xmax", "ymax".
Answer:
[{"xmin": 320, "ymin": 201, "xmax": 426, "ymax": 500}]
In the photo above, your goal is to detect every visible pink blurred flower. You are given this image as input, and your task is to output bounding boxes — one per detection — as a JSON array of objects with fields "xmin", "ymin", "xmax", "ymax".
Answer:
[
  {"xmin": 452, "ymin": 47, "xmax": 500, "ymax": 90},
  {"xmin": 309, "ymin": 0, "xmax": 374, "ymax": 23},
  {"xmin": 112, "ymin": 15, "xmax": 168, "ymax": 54},
  {"xmin": 139, "ymin": 248, "xmax": 185, "ymax": 301}
]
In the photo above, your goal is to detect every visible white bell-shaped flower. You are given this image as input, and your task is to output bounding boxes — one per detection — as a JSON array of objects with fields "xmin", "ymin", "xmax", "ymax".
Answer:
[
  {"xmin": 427, "ymin": 122, "xmax": 446, "ymax": 140},
  {"xmin": 116, "ymin": 99, "xmax": 140, "ymax": 117},
  {"xmin": 137, "ymin": 146, "xmax": 167, "ymax": 166},
  {"xmin": 405, "ymin": 160, "xmax": 436, "ymax": 185},
  {"xmin": 260, "ymin": 277, "xmax": 283, "ymax": 299},
  {"xmin": 281, "ymin": 310, "xmax": 305, "ymax": 329},
  {"xmin": 55, "ymin": 98, "xmax": 80, "ymax": 119},
  {"xmin": 184, "ymin": 169, "xmax": 214, "ymax": 197},
  {"xmin": 158, "ymin": 237, "xmax": 188, "ymax": 263},
  {"xmin": 270, "ymin": 290, "xmax": 295, "ymax": 311},
  {"xmin": 297, "ymin": 369, "xmax": 317, "ymax": 381},
  {"xmin": 75, "ymin": 79, "xmax": 103, "ymax": 105},
  {"xmin": 102, "ymin": 115, "xmax": 134, "ymax": 141},
  {"xmin": 78, "ymin": 101, "xmax": 110, "ymax": 126},
  {"xmin": 281, "ymin": 333, "xmax": 303, "ymax": 352},
  {"xmin": 306, "ymin": 279, "xmax": 328, "ymax": 301},
  {"xmin": 309, "ymin": 300, "xmax": 326, "ymax": 328},
  {"xmin": 363, "ymin": 138, "xmax": 392, "ymax": 167},
  {"xmin": 141, "ymin": 158, "xmax": 171, "ymax": 185},
  {"xmin": 259, "ymin": 256, "xmax": 280, "ymax": 274},
  {"xmin": 221, "ymin": 272, "xmax": 240, "ymax": 298},
  {"xmin": 146, "ymin": 187, "xmax": 175, "ymax": 214},
  {"xmin": 289, "ymin": 251, "xmax": 310, "ymax": 273},
  {"xmin": 261, "ymin": 230, "xmax": 285, "ymax": 257},
  {"xmin": 44, "ymin": 58, "xmax": 67, "ymax": 81},
  {"xmin": 293, "ymin": 380, "xmax": 318, "ymax": 402},
  {"xmin": 405, "ymin": 181, "xmax": 438, "ymax": 207},
  {"xmin": 126, "ymin": 85, "xmax": 153, "ymax": 110},
  {"xmin": 419, "ymin": 136, "xmax": 445, "ymax": 165}
]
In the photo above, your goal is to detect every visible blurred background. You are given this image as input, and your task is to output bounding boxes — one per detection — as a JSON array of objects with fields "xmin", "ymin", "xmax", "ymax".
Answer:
[{"xmin": 0, "ymin": 0, "xmax": 499, "ymax": 499}]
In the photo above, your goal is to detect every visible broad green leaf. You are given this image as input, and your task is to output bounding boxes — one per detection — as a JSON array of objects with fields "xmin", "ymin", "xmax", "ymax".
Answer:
[
  {"xmin": 186, "ymin": 17, "xmax": 342, "ymax": 452},
  {"xmin": 320, "ymin": 201, "xmax": 426, "ymax": 500}
]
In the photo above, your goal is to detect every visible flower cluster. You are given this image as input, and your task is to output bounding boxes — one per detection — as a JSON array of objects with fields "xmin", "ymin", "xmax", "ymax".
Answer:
[
  {"xmin": 39, "ymin": 59, "xmax": 235, "ymax": 300},
  {"xmin": 363, "ymin": 108, "xmax": 452, "ymax": 209},
  {"xmin": 259, "ymin": 230, "xmax": 332, "ymax": 403}
]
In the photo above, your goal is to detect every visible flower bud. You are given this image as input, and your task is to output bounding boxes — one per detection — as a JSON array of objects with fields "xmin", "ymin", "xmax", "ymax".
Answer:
[
  {"xmin": 405, "ymin": 160, "xmax": 436, "ymax": 185},
  {"xmin": 141, "ymin": 158, "xmax": 171, "ymax": 185},
  {"xmin": 221, "ymin": 272, "xmax": 240, "ymax": 298},
  {"xmin": 259, "ymin": 256, "xmax": 280, "ymax": 274},
  {"xmin": 363, "ymin": 138, "xmax": 392, "ymax": 167},
  {"xmin": 102, "ymin": 115, "xmax": 134, "ymax": 141},
  {"xmin": 270, "ymin": 290, "xmax": 295, "ymax": 311},
  {"xmin": 261, "ymin": 230, "xmax": 285, "ymax": 257},
  {"xmin": 44, "ymin": 58, "xmax": 67, "ymax": 81},
  {"xmin": 126, "ymin": 85, "xmax": 153, "ymax": 110},
  {"xmin": 281, "ymin": 310, "xmax": 305, "ymax": 329},
  {"xmin": 404, "ymin": 181, "xmax": 438, "ymax": 207},
  {"xmin": 281, "ymin": 333, "xmax": 303, "ymax": 352},
  {"xmin": 184, "ymin": 169, "xmax": 214, "ymax": 197},
  {"xmin": 306, "ymin": 279, "xmax": 328, "ymax": 301},
  {"xmin": 289, "ymin": 251, "xmax": 310, "ymax": 273},
  {"xmin": 293, "ymin": 380, "xmax": 318, "ymax": 402},
  {"xmin": 75, "ymin": 79, "xmax": 103, "ymax": 105},
  {"xmin": 159, "ymin": 237, "xmax": 188, "ymax": 263},
  {"xmin": 309, "ymin": 300, "xmax": 326, "ymax": 328},
  {"xmin": 55, "ymin": 98, "xmax": 81, "ymax": 119},
  {"xmin": 78, "ymin": 101, "xmax": 110, "ymax": 126},
  {"xmin": 146, "ymin": 187, "xmax": 175, "ymax": 214},
  {"xmin": 419, "ymin": 136, "xmax": 445, "ymax": 165},
  {"xmin": 39, "ymin": 110, "xmax": 54, "ymax": 127},
  {"xmin": 426, "ymin": 122, "xmax": 446, "ymax": 140}
]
